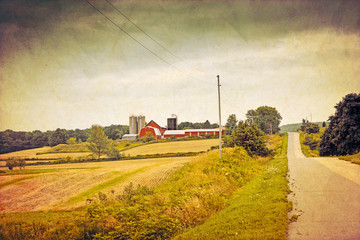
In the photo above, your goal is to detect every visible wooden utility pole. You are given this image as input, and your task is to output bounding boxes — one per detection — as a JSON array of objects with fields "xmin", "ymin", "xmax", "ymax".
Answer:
[{"xmin": 217, "ymin": 75, "xmax": 222, "ymax": 159}]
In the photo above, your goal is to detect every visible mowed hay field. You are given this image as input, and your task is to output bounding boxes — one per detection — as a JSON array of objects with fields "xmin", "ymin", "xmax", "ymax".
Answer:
[
  {"xmin": 0, "ymin": 147, "xmax": 51, "ymax": 167},
  {"xmin": 123, "ymin": 139, "xmax": 219, "ymax": 156},
  {"xmin": 0, "ymin": 147, "xmax": 91, "ymax": 167},
  {"xmin": 0, "ymin": 157, "xmax": 193, "ymax": 213},
  {"xmin": 0, "ymin": 139, "xmax": 217, "ymax": 212}
]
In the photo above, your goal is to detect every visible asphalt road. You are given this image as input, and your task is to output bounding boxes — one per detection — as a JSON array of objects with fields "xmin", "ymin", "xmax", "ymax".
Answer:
[{"xmin": 287, "ymin": 132, "xmax": 360, "ymax": 240}]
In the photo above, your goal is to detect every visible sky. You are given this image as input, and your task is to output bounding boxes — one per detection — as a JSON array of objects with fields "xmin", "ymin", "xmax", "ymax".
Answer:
[{"xmin": 1, "ymin": 0, "xmax": 359, "ymax": 131}]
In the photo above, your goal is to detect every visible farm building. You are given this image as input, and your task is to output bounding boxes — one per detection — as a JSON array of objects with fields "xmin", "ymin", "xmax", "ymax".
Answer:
[
  {"xmin": 139, "ymin": 120, "xmax": 167, "ymax": 139},
  {"xmin": 122, "ymin": 115, "xmax": 146, "ymax": 139},
  {"xmin": 139, "ymin": 120, "xmax": 224, "ymax": 139}
]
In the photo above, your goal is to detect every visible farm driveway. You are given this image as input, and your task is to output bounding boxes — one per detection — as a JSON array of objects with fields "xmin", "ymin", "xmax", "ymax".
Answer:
[{"xmin": 287, "ymin": 132, "xmax": 360, "ymax": 240}]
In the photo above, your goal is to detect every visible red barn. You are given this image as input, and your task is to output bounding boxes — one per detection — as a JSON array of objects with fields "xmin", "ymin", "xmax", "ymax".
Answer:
[
  {"xmin": 139, "ymin": 120, "xmax": 224, "ymax": 139},
  {"xmin": 139, "ymin": 120, "xmax": 166, "ymax": 139}
]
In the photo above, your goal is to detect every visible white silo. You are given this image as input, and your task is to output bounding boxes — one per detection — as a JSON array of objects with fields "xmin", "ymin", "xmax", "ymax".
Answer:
[
  {"xmin": 129, "ymin": 115, "xmax": 138, "ymax": 134},
  {"xmin": 138, "ymin": 115, "xmax": 145, "ymax": 132}
]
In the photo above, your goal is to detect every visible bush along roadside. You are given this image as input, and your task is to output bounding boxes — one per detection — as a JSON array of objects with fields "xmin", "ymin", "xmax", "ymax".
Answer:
[{"xmin": 176, "ymin": 133, "xmax": 290, "ymax": 240}]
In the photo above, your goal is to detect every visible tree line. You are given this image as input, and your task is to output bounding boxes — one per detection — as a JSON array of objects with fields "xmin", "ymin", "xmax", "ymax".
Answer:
[
  {"xmin": 0, "ymin": 125, "xmax": 129, "ymax": 154},
  {"xmin": 178, "ymin": 120, "xmax": 218, "ymax": 130}
]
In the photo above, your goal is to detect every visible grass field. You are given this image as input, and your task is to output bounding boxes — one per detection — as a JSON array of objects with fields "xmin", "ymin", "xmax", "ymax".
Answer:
[
  {"xmin": 0, "ymin": 135, "xmax": 288, "ymax": 239},
  {"xmin": 0, "ymin": 146, "xmax": 92, "ymax": 168},
  {"xmin": 0, "ymin": 139, "xmax": 219, "ymax": 169},
  {"xmin": 122, "ymin": 139, "xmax": 218, "ymax": 156},
  {"xmin": 0, "ymin": 157, "xmax": 193, "ymax": 213},
  {"xmin": 0, "ymin": 147, "xmax": 51, "ymax": 162}
]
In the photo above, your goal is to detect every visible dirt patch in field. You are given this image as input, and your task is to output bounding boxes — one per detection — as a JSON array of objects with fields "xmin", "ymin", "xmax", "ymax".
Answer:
[{"xmin": 0, "ymin": 157, "xmax": 193, "ymax": 213}]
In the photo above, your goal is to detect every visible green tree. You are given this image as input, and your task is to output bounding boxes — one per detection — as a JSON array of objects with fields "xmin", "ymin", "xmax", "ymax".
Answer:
[
  {"xmin": 87, "ymin": 125, "xmax": 111, "ymax": 159},
  {"xmin": 48, "ymin": 128, "xmax": 68, "ymax": 147},
  {"xmin": 17, "ymin": 158, "xmax": 26, "ymax": 171},
  {"xmin": 300, "ymin": 120, "xmax": 320, "ymax": 134},
  {"xmin": 178, "ymin": 122, "xmax": 193, "ymax": 130},
  {"xmin": 246, "ymin": 106, "xmax": 282, "ymax": 134},
  {"xmin": 319, "ymin": 93, "xmax": 360, "ymax": 156},
  {"xmin": 74, "ymin": 128, "xmax": 89, "ymax": 142},
  {"xmin": 142, "ymin": 132, "xmax": 155, "ymax": 142},
  {"xmin": 5, "ymin": 159, "xmax": 16, "ymax": 170},
  {"xmin": 203, "ymin": 120, "xmax": 211, "ymax": 129},
  {"xmin": 104, "ymin": 124, "xmax": 129, "ymax": 140},
  {"xmin": 225, "ymin": 114, "xmax": 238, "ymax": 135},
  {"xmin": 105, "ymin": 142, "xmax": 122, "ymax": 159},
  {"xmin": 67, "ymin": 137, "xmax": 77, "ymax": 145},
  {"xmin": 5, "ymin": 157, "xmax": 25, "ymax": 171},
  {"xmin": 225, "ymin": 121, "xmax": 271, "ymax": 156}
]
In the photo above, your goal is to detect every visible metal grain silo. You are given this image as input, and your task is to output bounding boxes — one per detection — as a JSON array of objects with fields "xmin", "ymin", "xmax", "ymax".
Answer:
[
  {"xmin": 138, "ymin": 115, "xmax": 145, "ymax": 132},
  {"xmin": 167, "ymin": 114, "xmax": 177, "ymax": 130},
  {"xmin": 129, "ymin": 115, "xmax": 138, "ymax": 134}
]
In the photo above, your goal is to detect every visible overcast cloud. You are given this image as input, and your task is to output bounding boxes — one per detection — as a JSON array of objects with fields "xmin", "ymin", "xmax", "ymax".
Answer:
[{"xmin": 1, "ymin": 0, "xmax": 359, "ymax": 131}]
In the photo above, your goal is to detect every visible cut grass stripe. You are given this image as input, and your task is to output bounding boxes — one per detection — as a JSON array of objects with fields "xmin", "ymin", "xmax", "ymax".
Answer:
[
  {"xmin": 0, "ymin": 176, "xmax": 37, "ymax": 189},
  {"xmin": 0, "ymin": 169, "xmax": 62, "ymax": 176},
  {"xmin": 66, "ymin": 163, "xmax": 166, "ymax": 205}
]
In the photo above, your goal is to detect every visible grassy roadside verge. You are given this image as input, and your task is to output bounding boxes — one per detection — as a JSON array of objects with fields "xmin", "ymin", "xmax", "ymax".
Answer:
[
  {"xmin": 299, "ymin": 131, "xmax": 318, "ymax": 157},
  {"xmin": 176, "ymin": 133, "xmax": 289, "ymax": 240},
  {"xmin": 299, "ymin": 131, "xmax": 360, "ymax": 165},
  {"xmin": 339, "ymin": 153, "xmax": 360, "ymax": 165}
]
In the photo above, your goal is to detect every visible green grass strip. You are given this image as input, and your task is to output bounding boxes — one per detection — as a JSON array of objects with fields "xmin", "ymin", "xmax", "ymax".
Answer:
[
  {"xmin": 66, "ymin": 163, "xmax": 165, "ymax": 205},
  {"xmin": 0, "ymin": 176, "xmax": 37, "ymax": 189},
  {"xmin": 339, "ymin": 153, "xmax": 360, "ymax": 165},
  {"xmin": 176, "ymin": 134, "xmax": 289, "ymax": 240},
  {"xmin": 299, "ymin": 132, "xmax": 313, "ymax": 157},
  {"xmin": 0, "ymin": 169, "xmax": 62, "ymax": 176}
]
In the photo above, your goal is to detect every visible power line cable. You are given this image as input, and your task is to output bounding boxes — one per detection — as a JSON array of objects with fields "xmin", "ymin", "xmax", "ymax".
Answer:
[
  {"xmin": 84, "ymin": 0, "xmax": 210, "ymax": 84},
  {"xmin": 105, "ymin": 0, "xmax": 184, "ymax": 63},
  {"xmin": 104, "ymin": 0, "xmax": 210, "ymax": 80},
  {"xmin": 83, "ymin": 0, "xmax": 185, "ymax": 73}
]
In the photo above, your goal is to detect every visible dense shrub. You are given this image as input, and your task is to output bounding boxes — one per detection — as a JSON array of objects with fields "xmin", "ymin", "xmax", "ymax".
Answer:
[
  {"xmin": 303, "ymin": 136, "xmax": 319, "ymax": 150},
  {"xmin": 300, "ymin": 120, "xmax": 320, "ymax": 134},
  {"xmin": 319, "ymin": 93, "xmax": 360, "ymax": 156},
  {"xmin": 224, "ymin": 121, "xmax": 272, "ymax": 156}
]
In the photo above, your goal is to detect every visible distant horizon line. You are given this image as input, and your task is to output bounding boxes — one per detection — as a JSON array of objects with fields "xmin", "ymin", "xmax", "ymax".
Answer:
[{"xmin": 0, "ymin": 120, "xmax": 329, "ymax": 133}]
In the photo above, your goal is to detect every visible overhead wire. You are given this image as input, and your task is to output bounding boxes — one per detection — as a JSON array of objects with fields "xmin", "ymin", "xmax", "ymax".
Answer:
[
  {"xmin": 83, "ymin": 0, "xmax": 187, "ymax": 75},
  {"xmin": 84, "ymin": 0, "xmax": 210, "ymax": 83},
  {"xmin": 105, "ymin": 0, "xmax": 210, "ymax": 78},
  {"xmin": 105, "ymin": 0, "xmax": 184, "ymax": 63}
]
